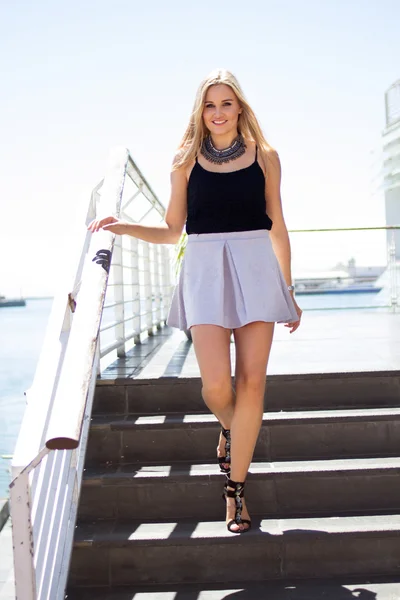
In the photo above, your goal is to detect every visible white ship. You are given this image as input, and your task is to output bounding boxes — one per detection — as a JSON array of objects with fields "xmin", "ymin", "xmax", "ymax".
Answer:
[{"xmin": 0, "ymin": 294, "xmax": 26, "ymax": 307}]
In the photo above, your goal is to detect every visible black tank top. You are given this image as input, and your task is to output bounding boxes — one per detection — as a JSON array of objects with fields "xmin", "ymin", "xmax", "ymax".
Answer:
[{"xmin": 186, "ymin": 145, "xmax": 273, "ymax": 235}]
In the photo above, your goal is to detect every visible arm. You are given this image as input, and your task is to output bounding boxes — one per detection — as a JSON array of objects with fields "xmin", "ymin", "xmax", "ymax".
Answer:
[
  {"xmin": 87, "ymin": 151, "xmax": 188, "ymax": 245},
  {"xmin": 263, "ymin": 149, "xmax": 293, "ymax": 286},
  {"xmin": 262, "ymin": 148, "xmax": 302, "ymax": 328}
]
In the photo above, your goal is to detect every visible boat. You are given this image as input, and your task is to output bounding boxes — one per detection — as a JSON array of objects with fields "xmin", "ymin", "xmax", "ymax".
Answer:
[
  {"xmin": 295, "ymin": 284, "xmax": 383, "ymax": 295},
  {"xmin": 0, "ymin": 295, "xmax": 26, "ymax": 307},
  {"xmin": 294, "ymin": 269, "xmax": 383, "ymax": 296}
]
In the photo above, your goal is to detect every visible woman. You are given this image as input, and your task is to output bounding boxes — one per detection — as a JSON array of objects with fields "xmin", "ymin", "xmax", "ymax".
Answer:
[{"xmin": 88, "ymin": 68, "xmax": 302, "ymax": 534}]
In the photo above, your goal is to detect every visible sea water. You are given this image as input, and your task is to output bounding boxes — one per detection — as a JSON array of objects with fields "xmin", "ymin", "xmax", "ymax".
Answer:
[
  {"xmin": 0, "ymin": 291, "xmax": 391, "ymax": 499},
  {"xmin": 0, "ymin": 299, "xmax": 53, "ymax": 499}
]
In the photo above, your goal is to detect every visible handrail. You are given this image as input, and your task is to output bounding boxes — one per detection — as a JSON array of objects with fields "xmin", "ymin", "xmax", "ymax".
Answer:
[
  {"xmin": 45, "ymin": 147, "xmax": 129, "ymax": 450},
  {"xmin": 288, "ymin": 225, "xmax": 400, "ymax": 232},
  {"xmin": 9, "ymin": 146, "xmax": 174, "ymax": 600}
]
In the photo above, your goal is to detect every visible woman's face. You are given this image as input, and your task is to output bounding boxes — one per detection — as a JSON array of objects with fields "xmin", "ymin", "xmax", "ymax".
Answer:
[{"xmin": 202, "ymin": 84, "xmax": 242, "ymax": 135}]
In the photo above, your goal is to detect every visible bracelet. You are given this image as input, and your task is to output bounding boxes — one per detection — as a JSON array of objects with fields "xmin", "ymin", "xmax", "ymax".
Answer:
[{"xmin": 287, "ymin": 285, "xmax": 295, "ymax": 292}]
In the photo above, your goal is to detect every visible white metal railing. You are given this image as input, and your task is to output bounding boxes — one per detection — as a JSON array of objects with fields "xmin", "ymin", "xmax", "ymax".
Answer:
[{"xmin": 9, "ymin": 147, "xmax": 175, "ymax": 600}]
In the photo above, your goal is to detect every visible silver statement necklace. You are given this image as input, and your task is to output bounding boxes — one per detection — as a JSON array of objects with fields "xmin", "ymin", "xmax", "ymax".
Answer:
[{"xmin": 200, "ymin": 133, "xmax": 247, "ymax": 165}]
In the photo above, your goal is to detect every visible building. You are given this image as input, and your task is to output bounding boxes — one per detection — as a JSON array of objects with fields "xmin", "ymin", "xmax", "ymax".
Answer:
[{"xmin": 383, "ymin": 79, "xmax": 400, "ymax": 259}]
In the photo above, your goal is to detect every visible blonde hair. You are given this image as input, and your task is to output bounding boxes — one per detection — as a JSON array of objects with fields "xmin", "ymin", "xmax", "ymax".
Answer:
[{"xmin": 172, "ymin": 68, "xmax": 276, "ymax": 176}]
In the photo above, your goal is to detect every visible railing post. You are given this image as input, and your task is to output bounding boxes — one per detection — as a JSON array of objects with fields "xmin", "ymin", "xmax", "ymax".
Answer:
[
  {"xmin": 388, "ymin": 230, "xmax": 398, "ymax": 312},
  {"xmin": 142, "ymin": 241, "xmax": 154, "ymax": 336},
  {"xmin": 95, "ymin": 334, "xmax": 101, "ymax": 377},
  {"xmin": 130, "ymin": 236, "xmax": 141, "ymax": 344},
  {"xmin": 113, "ymin": 237, "xmax": 126, "ymax": 357},
  {"xmin": 10, "ymin": 446, "xmax": 50, "ymax": 600},
  {"xmin": 154, "ymin": 244, "xmax": 162, "ymax": 329},
  {"xmin": 162, "ymin": 245, "xmax": 173, "ymax": 325},
  {"xmin": 9, "ymin": 471, "xmax": 37, "ymax": 600}
]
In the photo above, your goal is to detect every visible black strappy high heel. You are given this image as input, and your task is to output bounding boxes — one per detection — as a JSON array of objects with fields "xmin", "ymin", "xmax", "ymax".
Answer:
[
  {"xmin": 223, "ymin": 478, "xmax": 252, "ymax": 534},
  {"xmin": 218, "ymin": 427, "xmax": 231, "ymax": 474}
]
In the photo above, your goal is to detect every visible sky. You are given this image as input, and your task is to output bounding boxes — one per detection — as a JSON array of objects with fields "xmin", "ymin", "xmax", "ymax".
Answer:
[{"xmin": 0, "ymin": 0, "xmax": 399, "ymax": 296}]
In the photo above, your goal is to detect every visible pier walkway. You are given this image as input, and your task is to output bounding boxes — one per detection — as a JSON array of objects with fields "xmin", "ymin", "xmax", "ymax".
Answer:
[{"xmin": 99, "ymin": 308, "xmax": 400, "ymax": 380}]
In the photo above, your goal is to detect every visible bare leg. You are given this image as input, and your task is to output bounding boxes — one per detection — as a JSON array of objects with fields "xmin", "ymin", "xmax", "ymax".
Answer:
[
  {"xmin": 227, "ymin": 321, "xmax": 275, "ymax": 531},
  {"xmin": 190, "ymin": 325, "xmax": 235, "ymax": 469}
]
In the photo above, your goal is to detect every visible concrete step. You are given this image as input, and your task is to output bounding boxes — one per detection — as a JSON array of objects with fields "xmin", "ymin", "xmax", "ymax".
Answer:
[
  {"xmin": 78, "ymin": 458, "xmax": 400, "ymax": 521},
  {"xmin": 92, "ymin": 371, "xmax": 400, "ymax": 415},
  {"xmin": 68, "ymin": 514, "xmax": 400, "ymax": 587},
  {"xmin": 86, "ymin": 408, "xmax": 400, "ymax": 466},
  {"xmin": 66, "ymin": 576, "xmax": 400, "ymax": 599}
]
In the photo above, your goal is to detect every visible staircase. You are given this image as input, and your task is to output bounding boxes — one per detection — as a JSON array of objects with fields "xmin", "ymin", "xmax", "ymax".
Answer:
[{"xmin": 66, "ymin": 345, "xmax": 400, "ymax": 597}]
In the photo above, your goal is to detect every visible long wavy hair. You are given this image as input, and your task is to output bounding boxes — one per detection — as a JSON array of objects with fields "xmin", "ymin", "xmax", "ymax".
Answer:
[{"xmin": 172, "ymin": 68, "xmax": 276, "ymax": 177}]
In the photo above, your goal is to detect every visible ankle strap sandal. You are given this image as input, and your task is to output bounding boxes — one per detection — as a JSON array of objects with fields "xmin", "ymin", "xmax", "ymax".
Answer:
[
  {"xmin": 225, "ymin": 478, "xmax": 252, "ymax": 534},
  {"xmin": 218, "ymin": 427, "xmax": 231, "ymax": 474}
]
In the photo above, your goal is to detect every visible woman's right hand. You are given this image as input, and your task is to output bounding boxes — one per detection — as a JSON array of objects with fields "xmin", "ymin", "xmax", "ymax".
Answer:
[
  {"xmin": 87, "ymin": 216, "xmax": 127, "ymax": 235},
  {"xmin": 285, "ymin": 297, "xmax": 302, "ymax": 334}
]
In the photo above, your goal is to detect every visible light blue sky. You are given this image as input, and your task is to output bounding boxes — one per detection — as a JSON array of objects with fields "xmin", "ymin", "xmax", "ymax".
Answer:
[{"xmin": 0, "ymin": 0, "xmax": 399, "ymax": 296}]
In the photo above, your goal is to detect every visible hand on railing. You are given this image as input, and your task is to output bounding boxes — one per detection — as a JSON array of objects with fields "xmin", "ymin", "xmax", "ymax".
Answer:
[{"xmin": 87, "ymin": 215, "xmax": 127, "ymax": 235}]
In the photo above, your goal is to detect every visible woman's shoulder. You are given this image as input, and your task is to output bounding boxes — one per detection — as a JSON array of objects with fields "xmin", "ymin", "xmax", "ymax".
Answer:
[
  {"xmin": 172, "ymin": 145, "xmax": 196, "ymax": 184},
  {"xmin": 172, "ymin": 144, "xmax": 195, "ymax": 165},
  {"xmin": 172, "ymin": 146, "xmax": 187, "ymax": 167},
  {"xmin": 252, "ymin": 139, "xmax": 278, "ymax": 159},
  {"xmin": 254, "ymin": 142, "xmax": 279, "ymax": 179}
]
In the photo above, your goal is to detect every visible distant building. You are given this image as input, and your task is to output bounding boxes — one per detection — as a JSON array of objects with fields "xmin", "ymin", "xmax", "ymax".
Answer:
[{"xmin": 383, "ymin": 79, "xmax": 400, "ymax": 259}]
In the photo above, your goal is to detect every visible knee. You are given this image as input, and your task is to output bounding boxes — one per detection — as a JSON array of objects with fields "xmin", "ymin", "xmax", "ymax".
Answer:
[
  {"xmin": 235, "ymin": 372, "xmax": 266, "ymax": 395},
  {"xmin": 202, "ymin": 380, "xmax": 232, "ymax": 402}
]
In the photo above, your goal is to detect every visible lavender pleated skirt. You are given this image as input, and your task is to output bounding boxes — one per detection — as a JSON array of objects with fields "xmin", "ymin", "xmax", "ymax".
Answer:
[{"xmin": 166, "ymin": 229, "xmax": 298, "ymax": 331}]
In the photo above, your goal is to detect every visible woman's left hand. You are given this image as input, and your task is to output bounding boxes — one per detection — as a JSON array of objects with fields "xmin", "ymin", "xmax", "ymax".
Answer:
[
  {"xmin": 285, "ymin": 297, "xmax": 302, "ymax": 334},
  {"xmin": 87, "ymin": 215, "xmax": 127, "ymax": 235}
]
